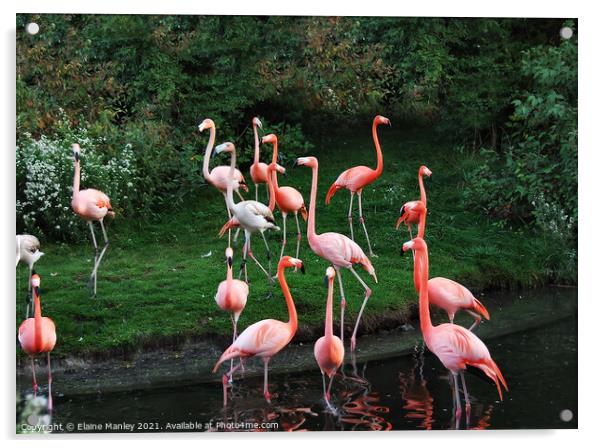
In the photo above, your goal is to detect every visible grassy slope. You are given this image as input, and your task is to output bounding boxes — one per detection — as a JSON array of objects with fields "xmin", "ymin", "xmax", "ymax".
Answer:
[{"xmin": 16, "ymin": 128, "xmax": 554, "ymax": 358}]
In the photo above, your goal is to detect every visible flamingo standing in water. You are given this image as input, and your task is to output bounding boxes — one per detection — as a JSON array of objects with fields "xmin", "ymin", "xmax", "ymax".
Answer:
[
  {"xmin": 401, "ymin": 237, "xmax": 507, "ymax": 427},
  {"xmin": 314, "ymin": 266, "xmax": 344, "ymax": 411},
  {"xmin": 198, "ymin": 118, "xmax": 248, "ymax": 246},
  {"xmin": 71, "ymin": 144, "xmax": 115, "ymax": 297},
  {"xmin": 325, "ymin": 115, "xmax": 390, "ymax": 257},
  {"xmin": 215, "ymin": 247, "xmax": 249, "ymax": 377},
  {"xmin": 214, "ymin": 142, "xmax": 279, "ymax": 284},
  {"xmin": 16, "ymin": 234, "xmax": 44, "ymax": 318},
  {"xmin": 18, "ymin": 273, "xmax": 56, "ymax": 411},
  {"xmin": 262, "ymin": 133, "xmax": 308, "ymax": 261},
  {"xmin": 410, "ymin": 202, "xmax": 490, "ymax": 331},
  {"xmin": 395, "ymin": 165, "xmax": 432, "ymax": 239},
  {"xmin": 213, "ymin": 256, "xmax": 304, "ymax": 405},
  {"xmin": 297, "ymin": 156, "xmax": 377, "ymax": 352}
]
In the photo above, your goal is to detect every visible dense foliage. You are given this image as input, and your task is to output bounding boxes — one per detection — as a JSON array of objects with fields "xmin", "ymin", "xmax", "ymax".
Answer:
[{"xmin": 16, "ymin": 15, "xmax": 577, "ymax": 248}]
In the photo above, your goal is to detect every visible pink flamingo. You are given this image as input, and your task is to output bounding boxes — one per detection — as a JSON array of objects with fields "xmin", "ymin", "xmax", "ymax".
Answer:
[
  {"xmin": 213, "ymin": 256, "xmax": 304, "ymax": 405},
  {"xmin": 18, "ymin": 273, "xmax": 56, "ymax": 411},
  {"xmin": 262, "ymin": 133, "xmax": 308, "ymax": 261},
  {"xmin": 325, "ymin": 115, "xmax": 390, "ymax": 257},
  {"xmin": 410, "ymin": 203, "xmax": 490, "ymax": 331},
  {"xmin": 71, "ymin": 143, "xmax": 115, "ymax": 297},
  {"xmin": 198, "ymin": 118, "xmax": 248, "ymax": 246},
  {"xmin": 402, "ymin": 237, "xmax": 507, "ymax": 427},
  {"xmin": 297, "ymin": 156, "xmax": 377, "ymax": 352},
  {"xmin": 314, "ymin": 266, "xmax": 345, "ymax": 411},
  {"xmin": 395, "ymin": 165, "xmax": 432, "ymax": 239},
  {"xmin": 215, "ymin": 247, "xmax": 249, "ymax": 377},
  {"xmin": 249, "ymin": 117, "xmax": 284, "ymax": 201}
]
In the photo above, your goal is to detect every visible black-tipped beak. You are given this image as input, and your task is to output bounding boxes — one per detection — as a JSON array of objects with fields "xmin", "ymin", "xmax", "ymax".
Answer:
[
  {"xmin": 74, "ymin": 152, "xmax": 80, "ymax": 162},
  {"xmin": 31, "ymin": 269, "xmax": 37, "ymax": 276},
  {"xmin": 300, "ymin": 263, "xmax": 305, "ymax": 274},
  {"xmin": 227, "ymin": 257, "xmax": 233, "ymax": 268},
  {"xmin": 323, "ymin": 275, "xmax": 329, "ymax": 287},
  {"xmin": 34, "ymin": 286, "xmax": 40, "ymax": 297},
  {"xmin": 211, "ymin": 150, "xmax": 218, "ymax": 159},
  {"xmin": 400, "ymin": 247, "xmax": 405, "ymax": 257}
]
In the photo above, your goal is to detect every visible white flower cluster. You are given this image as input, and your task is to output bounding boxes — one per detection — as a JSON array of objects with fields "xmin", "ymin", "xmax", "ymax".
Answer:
[
  {"xmin": 531, "ymin": 191, "xmax": 575, "ymax": 239},
  {"xmin": 16, "ymin": 128, "xmax": 138, "ymax": 240}
]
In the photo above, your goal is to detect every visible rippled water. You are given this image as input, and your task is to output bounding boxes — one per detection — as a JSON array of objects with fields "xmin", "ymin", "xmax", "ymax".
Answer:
[{"xmin": 47, "ymin": 315, "xmax": 577, "ymax": 432}]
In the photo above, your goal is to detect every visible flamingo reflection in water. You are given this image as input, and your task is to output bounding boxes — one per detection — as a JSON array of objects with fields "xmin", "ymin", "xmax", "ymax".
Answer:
[{"xmin": 398, "ymin": 343, "xmax": 435, "ymax": 430}]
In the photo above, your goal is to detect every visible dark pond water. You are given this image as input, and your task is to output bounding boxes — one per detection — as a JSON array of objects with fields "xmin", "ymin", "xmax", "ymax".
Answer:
[{"xmin": 42, "ymin": 308, "xmax": 576, "ymax": 432}]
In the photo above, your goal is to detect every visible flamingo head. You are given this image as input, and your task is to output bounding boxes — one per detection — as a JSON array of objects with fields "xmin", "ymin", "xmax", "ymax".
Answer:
[
  {"xmin": 401, "ymin": 237, "xmax": 427, "ymax": 256},
  {"xmin": 420, "ymin": 165, "xmax": 432, "ymax": 178},
  {"xmin": 268, "ymin": 162, "xmax": 286, "ymax": 175},
  {"xmin": 198, "ymin": 118, "xmax": 215, "ymax": 133},
  {"xmin": 323, "ymin": 266, "xmax": 336, "ymax": 287},
  {"xmin": 214, "ymin": 142, "xmax": 235, "ymax": 156},
  {"xmin": 296, "ymin": 156, "xmax": 317, "ymax": 168},
  {"xmin": 72, "ymin": 143, "xmax": 80, "ymax": 162},
  {"xmin": 261, "ymin": 134, "xmax": 277, "ymax": 145},
  {"xmin": 31, "ymin": 271, "xmax": 41, "ymax": 296},
  {"xmin": 280, "ymin": 256, "xmax": 305, "ymax": 274},
  {"xmin": 225, "ymin": 247, "xmax": 234, "ymax": 268},
  {"xmin": 253, "ymin": 117, "xmax": 263, "ymax": 129},
  {"xmin": 376, "ymin": 115, "xmax": 391, "ymax": 126}
]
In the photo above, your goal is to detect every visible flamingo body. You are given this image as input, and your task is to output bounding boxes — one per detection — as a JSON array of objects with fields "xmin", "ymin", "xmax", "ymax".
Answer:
[
  {"xmin": 311, "ymin": 232, "xmax": 374, "ymax": 274},
  {"xmin": 208, "ymin": 165, "xmax": 248, "ymax": 194},
  {"xmin": 72, "ymin": 188, "xmax": 114, "ymax": 221},
  {"xmin": 326, "ymin": 165, "xmax": 375, "ymax": 199},
  {"xmin": 18, "ymin": 318, "xmax": 57, "ymax": 355},
  {"xmin": 313, "ymin": 335, "xmax": 344, "ymax": 378},
  {"xmin": 428, "ymin": 277, "xmax": 490, "ymax": 323}
]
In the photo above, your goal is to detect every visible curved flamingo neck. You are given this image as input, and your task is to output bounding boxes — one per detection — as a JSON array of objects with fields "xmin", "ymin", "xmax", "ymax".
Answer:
[
  {"xmin": 202, "ymin": 126, "xmax": 216, "ymax": 181},
  {"xmin": 417, "ymin": 247, "xmax": 433, "ymax": 336},
  {"xmin": 73, "ymin": 160, "xmax": 80, "ymax": 195},
  {"xmin": 418, "ymin": 170, "xmax": 427, "ymax": 206},
  {"xmin": 253, "ymin": 122, "xmax": 260, "ymax": 165},
  {"xmin": 33, "ymin": 290, "xmax": 43, "ymax": 349},
  {"xmin": 372, "ymin": 119, "xmax": 384, "ymax": 177},
  {"xmin": 417, "ymin": 207, "xmax": 427, "ymax": 240},
  {"xmin": 267, "ymin": 165, "xmax": 277, "ymax": 211},
  {"xmin": 270, "ymin": 137, "xmax": 279, "ymax": 165},
  {"xmin": 277, "ymin": 265, "xmax": 298, "ymax": 333},
  {"xmin": 325, "ymin": 277, "xmax": 334, "ymax": 339},
  {"xmin": 225, "ymin": 149, "xmax": 237, "ymax": 210},
  {"xmin": 307, "ymin": 164, "xmax": 319, "ymax": 244}
]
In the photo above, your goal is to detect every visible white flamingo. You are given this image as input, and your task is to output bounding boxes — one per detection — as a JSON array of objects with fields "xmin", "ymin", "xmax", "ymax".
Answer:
[
  {"xmin": 16, "ymin": 234, "xmax": 44, "ymax": 317},
  {"xmin": 215, "ymin": 142, "xmax": 279, "ymax": 286}
]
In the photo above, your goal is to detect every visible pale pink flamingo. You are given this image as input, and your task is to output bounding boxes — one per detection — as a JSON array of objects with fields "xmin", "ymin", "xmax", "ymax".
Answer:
[
  {"xmin": 325, "ymin": 115, "xmax": 390, "ymax": 257},
  {"xmin": 198, "ymin": 118, "xmax": 248, "ymax": 246},
  {"xmin": 249, "ymin": 117, "xmax": 284, "ymax": 202},
  {"xmin": 410, "ymin": 204, "xmax": 490, "ymax": 331},
  {"xmin": 18, "ymin": 273, "xmax": 56, "ymax": 412},
  {"xmin": 16, "ymin": 234, "xmax": 44, "ymax": 318},
  {"xmin": 262, "ymin": 133, "xmax": 308, "ymax": 261},
  {"xmin": 213, "ymin": 256, "xmax": 304, "ymax": 405},
  {"xmin": 215, "ymin": 247, "xmax": 249, "ymax": 377},
  {"xmin": 214, "ymin": 142, "xmax": 279, "ymax": 285},
  {"xmin": 314, "ymin": 266, "xmax": 344, "ymax": 411},
  {"xmin": 395, "ymin": 165, "xmax": 432, "ymax": 239},
  {"xmin": 71, "ymin": 143, "xmax": 115, "ymax": 297},
  {"xmin": 402, "ymin": 237, "xmax": 507, "ymax": 427},
  {"xmin": 297, "ymin": 156, "xmax": 377, "ymax": 352}
]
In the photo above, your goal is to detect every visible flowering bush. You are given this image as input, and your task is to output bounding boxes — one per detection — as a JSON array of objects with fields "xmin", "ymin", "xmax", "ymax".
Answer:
[{"xmin": 16, "ymin": 127, "xmax": 137, "ymax": 241}]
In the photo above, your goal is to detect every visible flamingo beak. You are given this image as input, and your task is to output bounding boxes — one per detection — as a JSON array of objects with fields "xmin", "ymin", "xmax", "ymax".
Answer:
[
  {"xmin": 73, "ymin": 151, "xmax": 80, "ymax": 162},
  {"xmin": 227, "ymin": 257, "xmax": 233, "ymax": 268},
  {"xmin": 34, "ymin": 286, "xmax": 40, "ymax": 297},
  {"xmin": 299, "ymin": 262, "xmax": 305, "ymax": 274},
  {"xmin": 323, "ymin": 275, "xmax": 329, "ymax": 287},
  {"xmin": 256, "ymin": 118, "xmax": 263, "ymax": 129},
  {"xmin": 395, "ymin": 215, "xmax": 404, "ymax": 230}
]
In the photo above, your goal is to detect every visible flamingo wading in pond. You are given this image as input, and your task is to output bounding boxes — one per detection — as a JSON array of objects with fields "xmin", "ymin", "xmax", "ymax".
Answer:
[
  {"xmin": 16, "ymin": 234, "xmax": 44, "ymax": 317},
  {"xmin": 198, "ymin": 118, "xmax": 248, "ymax": 246},
  {"xmin": 18, "ymin": 273, "xmax": 56, "ymax": 412},
  {"xmin": 325, "ymin": 115, "xmax": 390, "ymax": 257},
  {"xmin": 314, "ymin": 266, "xmax": 345, "ymax": 411},
  {"xmin": 215, "ymin": 142, "xmax": 279, "ymax": 285},
  {"xmin": 402, "ymin": 237, "xmax": 507, "ymax": 427},
  {"xmin": 297, "ymin": 156, "xmax": 377, "ymax": 352},
  {"xmin": 71, "ymin": 143, "xmax": 115, "ymax": 297},
  {"xmin": 262, "ymin": 133, "xmax": 308, "ymax": 261},
  {"xmin": 213, "ymin": 256, "xmax": 304, "ymax": 405}
]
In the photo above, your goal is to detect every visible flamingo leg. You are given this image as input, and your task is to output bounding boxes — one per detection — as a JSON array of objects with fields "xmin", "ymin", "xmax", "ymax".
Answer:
[
  {"xmin": 466, "ymin": 310, "xmax": 483, "ymax": 332},
  {"xmin": 347, "ymin": 192, "xmax": 355, "ymax": 241},
  {"xmin": 47, "ymin": 352, "xmax": 53, "ymax": 412},
  {"xmin": 294, "ymin": 212, "xmax": 302, "ymax": 264},
  {"xmin": 222, "ymin": 361, "xmax": 243, "ymax": 407},
  {"xmin": 87, "ymin": 221, "xmax": 99, "ymax": 297},
  {"xmin": 326, "ymin": 374, "xmax": 335, "ymax": 403},
  {"xmin": 357, "ymin": 191, "xmax": 376, "ymax": 257},
  {"xmin": 223, "ymin": 194, "xmax": 233, "ymax": 247},
  {"xmin": 348, "ymin": 266, "xmax": 373, "ymax": 351},
  {"xmin": 279, "ymin": 213, "xmax": 288, "ymax": 261},
  {"xmin": 25, "ymin": 265, "xmax": 32, "ymax": 319},
  {"xmin": 90, "ymin": 219, "xmax": 110, "ymax": 281},
  {"xmin": 255, "ymin": 183, "xmax": 259, "ymax": 202},
  {"xmin": 460, "ymin": 371, "xmax": 471, "ymax": 424},
  {"xmin": 239, "ymin": 235, "xmax": 249, "ymax": 283},
  {"xmin": 235, "ymin": 189, "xmax": 245, "ymax": 202},
  {"xmin": 334, "ymin": 266, "xmax": 347, "ymax": 344},
  {"xmin": 263, "ymin": 358, "xmax": 271, "ymax": 403},
  {"xmin": 452, "ymin": 372, "xmax": 462, "ymax": 429},
  {"xmin": 260, "ymin": 231, "xmax": 275, "ymax": 283},
  {"xmin": 321, "ymin": 372, "xmax": 327, "ymax": 402},
  {"xmin": 229, "ymin": 314, "xmax": 236, "ymax": 380},
  {"xmin": 247, "ymin": 234, "xmax": 272, "ymax": 285},
  {"xmin": 30, "ymin": 357, "xmax": 38, "ymax": 397}
]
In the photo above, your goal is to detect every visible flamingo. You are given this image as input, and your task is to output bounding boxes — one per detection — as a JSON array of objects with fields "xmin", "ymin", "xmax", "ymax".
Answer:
[
  {"xmin": 325, "ymin": 115, "xmax": 390, "ymax": 257},
  {"xmin": 297, "ymin": 156, "xmax": 377, "ymax": 352},
  {"xmin": 214, "ymin": 142, "xmax": 279, "ymax": 285},
  {"xmin": 395, "ymin": 165, "xmax": 432, "ymax": 239},
  {"xmin": 18, "ymin": 273, "xmax": 56, "ymax": 412},
  {"xmin": 215, "ymin": 247, "xmax": 249, "ymax": 377},
  {"xmin": 410, "ymin": 202, "xmax": 490, "ymax": 331},
  {"xmin": 213, "ymin": 256, "xmax": 304, "ymax": 405},
  {"xmin": 198, "ymin": 118, "xmax": 248, "ymax": 246},
  {"xmin": 71, "ymin": 143, "xmax": 115, "ymax": 297},
  {"xmin": 16, "ymin": 234, "xmax": 44, "ymax": 318},
  {"xmin": 249, "ymin": 117, "xmax": 284, "ymax": 201},
  {"xmin": 401, "ymin": 237, "xmax": 507, "ymax": 427},
  {"xmin": 262, "ymin": 133, "xmax": 308, "ymax": 261},
  {"xmin": 314, "ymin": 266, "xmax": 344, "ymax": 411}
]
